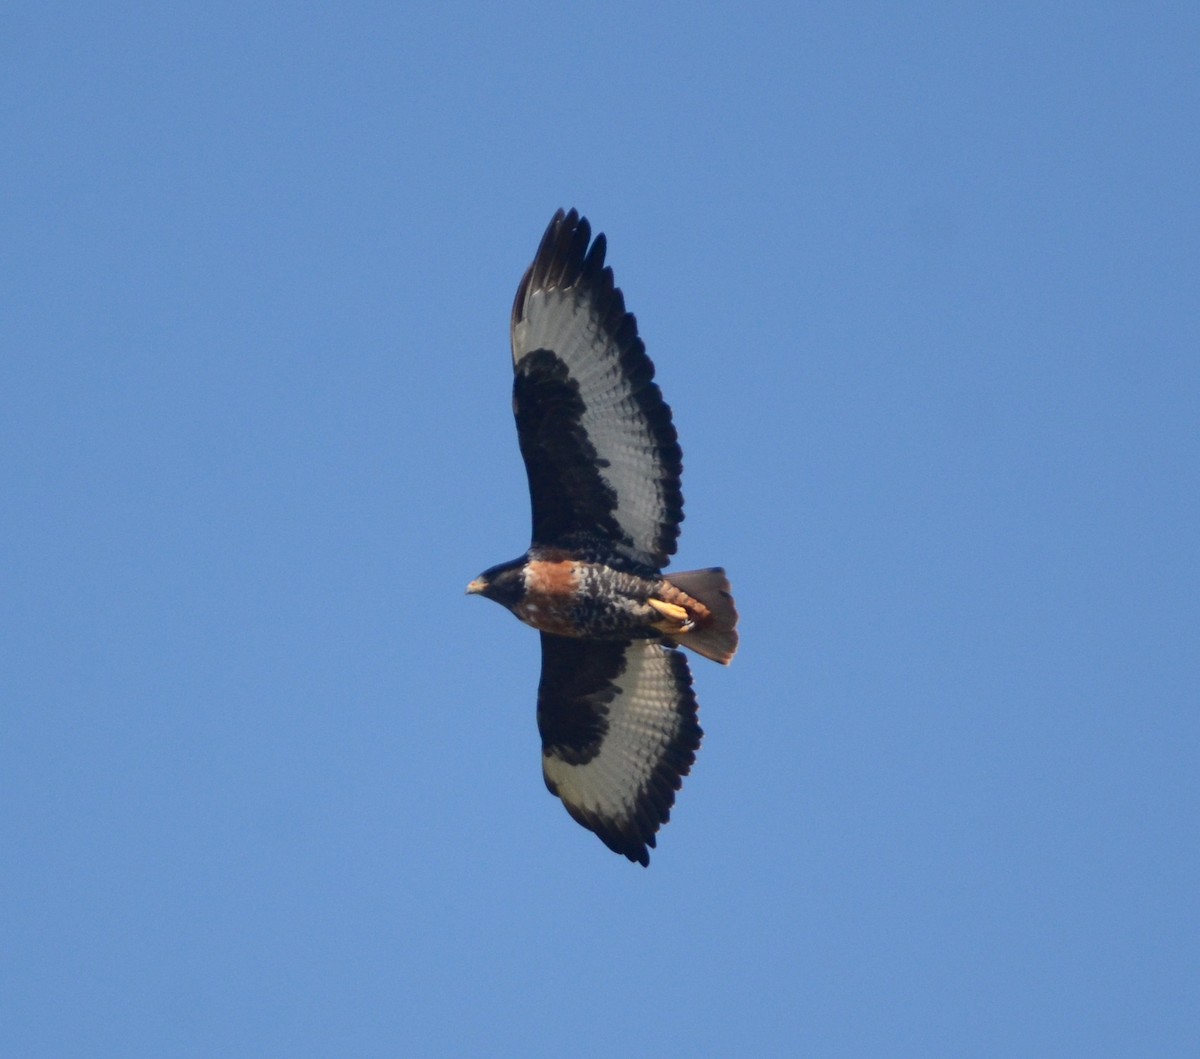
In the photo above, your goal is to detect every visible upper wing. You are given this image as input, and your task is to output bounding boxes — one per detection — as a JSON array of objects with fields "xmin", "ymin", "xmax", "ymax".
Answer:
[
  {"xmin": 511, "ymin": 209, "xmax": 683, "ymax": 571},
  {"xmin": 536, "ymin": 633, "xmax": 702, "ymax": 866}
]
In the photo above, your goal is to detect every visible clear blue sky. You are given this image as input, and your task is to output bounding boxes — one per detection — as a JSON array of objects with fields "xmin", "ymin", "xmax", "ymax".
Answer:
[{"xmin": 3, "ymin": 4, "xmax": 1197, "ymax": 1056}]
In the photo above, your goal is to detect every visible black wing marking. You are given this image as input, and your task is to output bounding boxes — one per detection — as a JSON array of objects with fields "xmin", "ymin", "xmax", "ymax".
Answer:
[
  {"xmin": 511, "ymin": 209, "xmax": 684, "ymax": 571},
  {"xmin": 536, "ymin": 633, "xmax": 702, "ymax": 866}
]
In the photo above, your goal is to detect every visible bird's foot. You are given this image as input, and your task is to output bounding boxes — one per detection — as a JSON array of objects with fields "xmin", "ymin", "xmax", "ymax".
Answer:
[{"xmin": 648, "ymin": 597, "xmax": 695, "ymax": 635}]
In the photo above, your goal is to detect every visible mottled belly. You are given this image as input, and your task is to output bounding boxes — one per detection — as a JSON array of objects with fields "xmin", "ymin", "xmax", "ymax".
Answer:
[
  {"xmin": 515, "ymin": 556, "xmax": 657, "ymax": 638},
  {"xmin": 514, "ymin": 592, "xmax": 585, "ymax": 637}
]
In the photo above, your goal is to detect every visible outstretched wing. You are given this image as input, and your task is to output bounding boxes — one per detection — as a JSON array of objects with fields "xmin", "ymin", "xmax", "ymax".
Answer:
[
  {"xmin": 536, "ymin": 633, "xmax": 702, "ymax": 866},
  {"xmin": 511, "ymin": 209, "xmax": 683, "ymax": 571}
]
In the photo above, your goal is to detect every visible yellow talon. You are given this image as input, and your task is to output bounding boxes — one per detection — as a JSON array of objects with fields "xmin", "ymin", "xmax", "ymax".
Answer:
[
  {"xmin": 648, "ymin": 598, "xmax": 689, "ymax": 622},
  {"xmin": 648, "ymin": 597, "xmax": 694, "ymax": 634}
]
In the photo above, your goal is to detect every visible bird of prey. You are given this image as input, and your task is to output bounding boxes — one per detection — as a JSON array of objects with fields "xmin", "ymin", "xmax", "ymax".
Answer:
[{"xmin": 468, "ymin": 209, "xmax": 738, "ymax": 866}]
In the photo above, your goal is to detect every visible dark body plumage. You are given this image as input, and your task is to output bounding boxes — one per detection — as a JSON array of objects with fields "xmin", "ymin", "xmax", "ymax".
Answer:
[{"xmin": 468, "ymin": 210, "xmax": 738, "ymax": 866}]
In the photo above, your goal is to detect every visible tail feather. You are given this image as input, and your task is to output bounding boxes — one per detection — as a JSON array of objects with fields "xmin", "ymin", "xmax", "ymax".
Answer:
[{"xmin": 663, "ymin": 567, "xmax": 739, "ymax": 665}]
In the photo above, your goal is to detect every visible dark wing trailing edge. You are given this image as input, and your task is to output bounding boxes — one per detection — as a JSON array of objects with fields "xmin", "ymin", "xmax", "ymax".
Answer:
[
  {"xmin": 511, "ymin": 209, "xmax": 684, "ymax": 571},
  {"xmin": 536, "ymin": 633, "xmax": 702, "ymax": 866}
]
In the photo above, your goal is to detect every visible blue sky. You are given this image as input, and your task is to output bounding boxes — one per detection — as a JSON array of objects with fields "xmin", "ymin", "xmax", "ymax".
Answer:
[{"xmin": 3, "ymin": 3, "xmax": 1197, "ymax": 1055}]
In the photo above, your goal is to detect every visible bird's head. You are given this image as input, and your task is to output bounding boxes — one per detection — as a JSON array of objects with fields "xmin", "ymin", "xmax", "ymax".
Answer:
[{"xmin": 466, "ymin": 557, "xmax": 526, "ymax": 610}]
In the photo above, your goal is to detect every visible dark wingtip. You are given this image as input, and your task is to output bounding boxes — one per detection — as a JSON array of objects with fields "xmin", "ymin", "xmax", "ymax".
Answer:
[{"xmin": 514, "ymin": 209, "xmax": 591, "ymax": 329}]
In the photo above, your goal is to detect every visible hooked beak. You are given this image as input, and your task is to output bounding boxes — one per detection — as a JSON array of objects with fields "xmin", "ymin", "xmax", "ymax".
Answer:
[{"xmin": 466, "ymin": 578, "xmax": 487, "ymax": 595}]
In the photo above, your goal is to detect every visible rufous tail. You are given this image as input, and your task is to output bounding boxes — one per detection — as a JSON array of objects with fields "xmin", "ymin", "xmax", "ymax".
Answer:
[{"xmin": 662, "ymin": 567, "xmax": 739, "ymax": 665}]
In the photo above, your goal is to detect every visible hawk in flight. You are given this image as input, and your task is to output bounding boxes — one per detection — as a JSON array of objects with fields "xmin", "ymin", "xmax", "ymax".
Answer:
[{"xmin": 468, "ymin": 209, "xmax": 738, "ymax": 865}]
